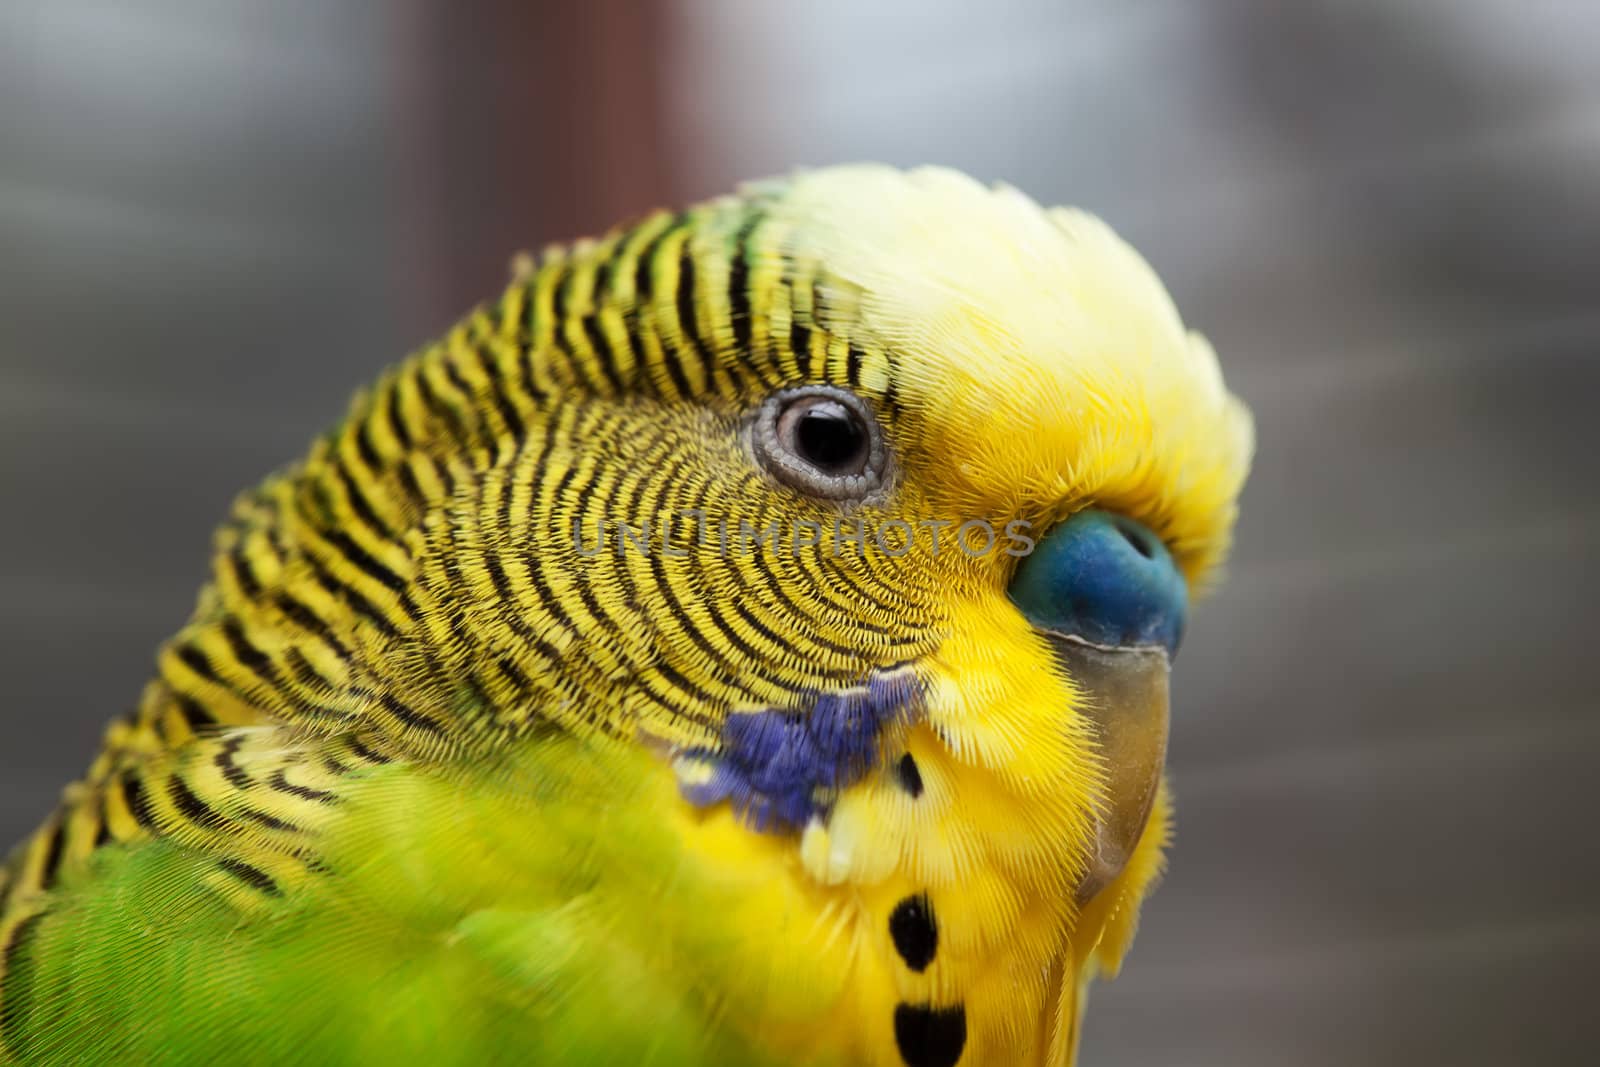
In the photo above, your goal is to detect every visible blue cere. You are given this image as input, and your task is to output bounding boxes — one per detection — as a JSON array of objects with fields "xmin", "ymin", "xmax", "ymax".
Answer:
[
  {"xmin": 1008, "ymin": 509, "xmax": 1188, "ymax": 657},
  {"xmin": 676, "ymin": 667, "xmax": 922, "ymax": 832}
]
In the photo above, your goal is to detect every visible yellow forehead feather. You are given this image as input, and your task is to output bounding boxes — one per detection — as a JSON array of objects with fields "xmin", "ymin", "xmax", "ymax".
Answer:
[{"xmin": 754, "ymin": 164, "xmax": 1253, "ymax": 585}]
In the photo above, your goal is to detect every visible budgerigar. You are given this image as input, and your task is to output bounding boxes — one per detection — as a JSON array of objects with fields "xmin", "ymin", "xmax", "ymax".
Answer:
[{"xmin": 0, "ymin": 165, "xmax": 1252, "ymax": 1066}]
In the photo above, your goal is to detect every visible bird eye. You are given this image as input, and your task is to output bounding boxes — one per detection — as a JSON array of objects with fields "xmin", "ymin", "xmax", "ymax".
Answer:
[
  {"xmin": 782, "ymin": 396, "xmax": 867, "ymax": 474},
  {"xmin": 753, "ymin": 385, "xmax": 887, "ymax": 500}
]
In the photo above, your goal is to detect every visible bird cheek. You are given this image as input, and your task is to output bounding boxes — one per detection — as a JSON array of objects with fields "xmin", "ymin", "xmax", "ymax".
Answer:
[{"xmin": 919, "ymin": 612, "xmax": 1093, "ymax": 786}]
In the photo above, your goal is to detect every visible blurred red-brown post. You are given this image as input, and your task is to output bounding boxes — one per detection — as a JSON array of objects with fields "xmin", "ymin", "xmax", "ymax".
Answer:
[{"xmin": 393, "ymin": 0, "xmax": 676, "ymax": 336}]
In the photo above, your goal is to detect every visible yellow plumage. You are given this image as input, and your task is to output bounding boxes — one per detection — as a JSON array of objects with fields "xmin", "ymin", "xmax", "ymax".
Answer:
[{"xmin": 1, "ymin": 165, "xmax": 1251, "ymax": 1066}]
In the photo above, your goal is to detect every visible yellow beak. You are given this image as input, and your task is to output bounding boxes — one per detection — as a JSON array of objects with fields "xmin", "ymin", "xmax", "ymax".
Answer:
[{"xmin": 1044, "ymin": 633, "xmax": 1172, "ymax": 906}]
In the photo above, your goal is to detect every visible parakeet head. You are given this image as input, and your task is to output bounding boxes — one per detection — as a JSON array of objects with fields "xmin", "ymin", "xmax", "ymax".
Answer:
[
  {"xmin": 383, "ymin": 163, "xmax": 1251, "ymax": 907},
  {"xmin": 1, "ymin": 163, "xmax": 1254, "ymax": 1067}
]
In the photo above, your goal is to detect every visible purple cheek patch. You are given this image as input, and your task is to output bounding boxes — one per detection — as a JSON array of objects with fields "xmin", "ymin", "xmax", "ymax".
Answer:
[{"xmin": 674, "ymin": 663, "xmax": 924, "ymax": 833}]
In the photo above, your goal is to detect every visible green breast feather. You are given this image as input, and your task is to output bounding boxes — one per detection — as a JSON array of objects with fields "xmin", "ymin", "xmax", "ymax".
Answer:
[{"xmin": 3, "ymin": 732, "xmax": 788, "ymax": 1066}]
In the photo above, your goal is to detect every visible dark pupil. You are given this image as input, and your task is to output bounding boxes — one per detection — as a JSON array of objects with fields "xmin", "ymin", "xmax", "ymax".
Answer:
[{"xmin": 794, "ymin": 402, "xmax": 864, "ymax": 471}]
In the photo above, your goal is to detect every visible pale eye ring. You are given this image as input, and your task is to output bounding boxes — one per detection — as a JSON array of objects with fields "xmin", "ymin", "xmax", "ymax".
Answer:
[{"xmin": 752, "ymin": 385, "xmax": 888, "ymax": 500}]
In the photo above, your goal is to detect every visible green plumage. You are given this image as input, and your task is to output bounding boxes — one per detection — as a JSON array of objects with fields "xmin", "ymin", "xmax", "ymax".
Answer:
[{"xmin": 4, "ymin": 737, "xmax": 778, "ymax": 1065}]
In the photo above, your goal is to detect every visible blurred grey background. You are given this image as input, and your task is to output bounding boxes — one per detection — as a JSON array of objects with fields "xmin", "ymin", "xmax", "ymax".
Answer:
[{"xmin": 2, "ymin": 1, "xmax": 1596, "ymax": 1063}]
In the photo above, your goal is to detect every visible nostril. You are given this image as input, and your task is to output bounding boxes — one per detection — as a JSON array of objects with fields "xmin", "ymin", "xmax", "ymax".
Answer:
[
  {"xmin": 1007, "ymin": 508, "xmax": 1187, "ymax": 657},
  {"xmin": 1115, "ymin": 518, "xmax": 1156, "ymax": 560}
]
